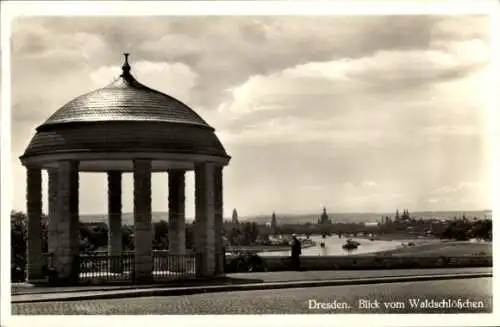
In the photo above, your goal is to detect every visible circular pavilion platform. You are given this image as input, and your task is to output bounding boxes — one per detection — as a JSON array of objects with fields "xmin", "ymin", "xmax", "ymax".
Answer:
[{"xmin": 20, "ymin": 54, "xmax": 230, "ymax": 285}]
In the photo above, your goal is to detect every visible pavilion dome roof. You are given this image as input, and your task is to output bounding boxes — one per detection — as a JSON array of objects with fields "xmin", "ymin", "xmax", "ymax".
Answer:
[
  {"xmin": 21, "ymin": 54, "xmax": 229, "ymax": 164},
  {"xmin": 41, "ymin": 54, "xmax": 209, "ymax": 128}
]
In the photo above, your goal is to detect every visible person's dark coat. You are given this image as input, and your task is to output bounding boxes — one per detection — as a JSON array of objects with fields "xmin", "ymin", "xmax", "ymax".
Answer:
[
  {"xmin": 291, "ymin": 237, "xmax": 302, "ymax": 257},
  {"xmin": 290, "ymin": 236, "xmax": 302, "ymax": 270}
]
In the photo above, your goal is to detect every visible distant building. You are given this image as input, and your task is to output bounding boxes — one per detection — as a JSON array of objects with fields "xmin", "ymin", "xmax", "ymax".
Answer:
[
  {"xmin": 317, "ymin": 207, "xmax": 332, "ymax": 224},
  {"xmin": 82, "ymin": 222, "xmax": 107, "ymax": 229},
  {"xmin": 270, "ymin": 211, "xmax": 278, "ymax": 234},
  {"xmin": 232, "ymin": 208, "xmax": 239, "ymax": 224},
  {"xmin": 396, "ymin": 209, "xmax": 411, "ymax": 221}
]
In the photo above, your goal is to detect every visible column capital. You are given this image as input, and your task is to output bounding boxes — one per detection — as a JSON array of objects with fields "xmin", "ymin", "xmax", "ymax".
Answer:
[
  {"xmin": 24, "ymin": 163, "xmax": 43, "ymax": 170},
  {"xmin": 167, "ymin": 168, "xmax": 187, "ymax": 173},
  {"xmin": 133, "ymin": 158, "xmax": 153, "ymax": 163},
  {"xmin": 54, "ymin": 159, "xmax": 80, "ymax": 167},
  {"xmin": 194, "ymin": 161, "xmax": 216, "ymax": 170}
]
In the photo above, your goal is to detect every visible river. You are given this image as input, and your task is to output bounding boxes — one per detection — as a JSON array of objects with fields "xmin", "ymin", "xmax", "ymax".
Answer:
[{"xmin": 257, "ymin": 234, "xmax": 425, "ymax": 257}]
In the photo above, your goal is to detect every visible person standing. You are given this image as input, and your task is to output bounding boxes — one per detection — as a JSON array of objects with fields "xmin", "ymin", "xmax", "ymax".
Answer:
[
  {"xmin": 320, "ymin": 233, "xmax": 327, "ymax": 256},
  {"xmin": 290, "ymin": 234, "xmax": 302, "ymax": 271}
]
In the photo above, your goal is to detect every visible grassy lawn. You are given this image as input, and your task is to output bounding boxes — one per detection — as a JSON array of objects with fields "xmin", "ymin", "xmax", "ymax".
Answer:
[{"xmin": 372, "ymin": 241, "xmax": 492, "ymax": 257}]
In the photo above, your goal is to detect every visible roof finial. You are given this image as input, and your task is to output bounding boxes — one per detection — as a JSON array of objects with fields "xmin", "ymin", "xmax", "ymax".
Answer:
[{"xmin": 122, "ymin": 53, "xmax": 131, "ymax": 76}]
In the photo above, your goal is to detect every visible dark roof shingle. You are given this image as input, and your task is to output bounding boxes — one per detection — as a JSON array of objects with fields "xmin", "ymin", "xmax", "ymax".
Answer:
[
  {"xmin": 22, "ymin": 56, "xmax": 229, "ymax": 161},
  {"xmin": 41, "ymin": 72, "xmax": 210, "ymax": 128}
]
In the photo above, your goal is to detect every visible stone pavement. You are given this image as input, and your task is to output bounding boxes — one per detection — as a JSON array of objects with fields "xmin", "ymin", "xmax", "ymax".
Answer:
[
  {"xmin": 11, "ymin": 267, "xmax": 492, "ymax": 303},
  {"xmin": 12, "ymin": 277, "xmax": 493, "ymax": 315}
]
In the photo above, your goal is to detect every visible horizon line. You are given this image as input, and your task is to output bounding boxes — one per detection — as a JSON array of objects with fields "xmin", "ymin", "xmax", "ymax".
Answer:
[
  {"xmin": 11, "ymin": 208, "xmax": 492, "ymax": 218},
  {"xmin": 77, "ymin": 208, "xmax": 493, "ymax": 217}
]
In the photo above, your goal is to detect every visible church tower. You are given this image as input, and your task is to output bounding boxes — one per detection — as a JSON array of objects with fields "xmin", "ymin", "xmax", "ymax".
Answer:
[
  {"xmin": 271, "ymin": 211, "xmax": 278, "ymax": 234},
  {"xmin": 318, "ymin": 207, "xmax": 332, "ymax": 224},
  {"xmin": 232, "ymin": 208, "xmax": 239, "ymax": 224}
]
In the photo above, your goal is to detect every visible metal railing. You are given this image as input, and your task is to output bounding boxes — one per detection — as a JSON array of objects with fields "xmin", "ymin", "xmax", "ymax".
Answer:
[
  {"xmin": 39, "ymin": 251, "xmax": 200, "ymax": 284},
  {"xmin": 79, "ymin": 253, "xmax": 134, "ymax": 282},
  {"xmin": 152, "ymin": 251, "xmax": 198, "ymax": 280}
]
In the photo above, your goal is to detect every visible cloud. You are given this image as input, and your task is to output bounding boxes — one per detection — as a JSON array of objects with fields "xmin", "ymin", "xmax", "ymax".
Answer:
[
  {"xmin": 343, "ymin": 180, "xmax": 378, "ymax": 191},
  {"xmin": 431, "ymin": 181, "xmax": 482, "ymax": 196},
  {"xmin": 423, "ymin": 181, "xmax": 486, "ymax": 209},
  {"xmin": 345, "ymin": 40, "xmax": 489, "ymax": 90},
  {"xmin": 12, "ymin": 19, "xmax": 108, "ymax": 68},
  {"xmin": 10, "ymin": 15, "xmax": 492, "ymax": 214},
  {"xmin": 361, "ymin": 180, "xmax": 378, "ymax": 189},
  {"xmin": 216, "ymin": 37, "xmax": 489, "ymax": 148},
  {"xmin": 89, "ymin": 60, "xmax": 199, "ymax": 101}
]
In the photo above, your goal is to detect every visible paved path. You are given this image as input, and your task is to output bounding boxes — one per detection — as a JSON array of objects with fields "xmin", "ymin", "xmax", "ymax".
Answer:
[
  {"xmin": 11, "ymin": 267, "xmax": 491, "ymax": 303},
  {"xmin": 228, "ymin": 267, "xmax": 492, "ymax": 282},
  {"xmin": 12, "ymin": 267, "xmax": 491, "ymax": 294},
  {"xmin": 12, "ymin": 277, "xmax": 492, "ymax": 314}
]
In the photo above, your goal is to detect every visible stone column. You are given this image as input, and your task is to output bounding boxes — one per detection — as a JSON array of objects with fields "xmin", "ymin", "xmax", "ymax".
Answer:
[
  {"xmin": 168, "ymin": 170, "xmax": 186, "ymax": 253},
  {"xmin": 168, "ymin": 170, "xmax": 186, "ymax": 272},
  {"xmin": 53, "ymin": 160, "xmax": 80, "ymax": 285},
  {"xmin": 194, "ymin": 162, "xmax": 216, "ymax": 277},
  {"xmin": 47, "ymin": 169, "xmax": 58, "ymax": 257},
  {"xmin": 107, "ymin": 171, "xmax": 122, "ymax": 273},
  {"xmin": 133, "ymin": 160, "xmax": 153, "ymax": 283},
  {"xmin": 26, "ymin": 167, "xmax": 43, "ymax": 283},
  {"xmin": 213, "ymin": 166, "xmax": 224, "ymax": 275}
]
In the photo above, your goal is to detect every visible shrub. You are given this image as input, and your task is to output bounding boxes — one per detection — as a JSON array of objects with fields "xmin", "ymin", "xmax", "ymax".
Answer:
[{"xmin": 225, "ymin": 251, "xmax": 267, "ymax": 273}]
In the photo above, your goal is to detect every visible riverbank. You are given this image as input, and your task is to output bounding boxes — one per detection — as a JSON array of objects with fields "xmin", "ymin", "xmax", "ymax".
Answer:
[
  {"xmin": 226, "ymin": 240, "xmax": 316, "ymax": 253},
  {"xmin": 355, "ymin": 234, "xmax": 439, "ymax": 241},
  {"xmin": 364, "ymin": 241, "xmax": 492, "ymax": 257},
  {"xmin": 260, "ymin": 253, "xmax": 492, "ymax": 271}
]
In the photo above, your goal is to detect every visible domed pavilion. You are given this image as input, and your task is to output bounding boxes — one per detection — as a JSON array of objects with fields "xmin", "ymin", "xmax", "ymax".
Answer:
[{"xmin": 20, "ymin": 54, "xmax": 231, "ymax": 285}]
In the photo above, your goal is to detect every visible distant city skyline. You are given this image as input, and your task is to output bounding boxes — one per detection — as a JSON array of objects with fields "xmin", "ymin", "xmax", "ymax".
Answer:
[
  {"xmin": 11, "ymin": 15, "xmax": 492, "ymax": 216},
  {"xmin": 75, "ymin": 208, "xmax": 492, "ymax": 223}
]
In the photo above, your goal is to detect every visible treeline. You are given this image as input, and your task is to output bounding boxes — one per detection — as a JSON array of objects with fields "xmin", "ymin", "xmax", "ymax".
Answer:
[
  {"xmin": 10, "ymin": 211, "xmax": 273, "ymax": 281},
  {"xmin": 439, "ymin": 219, "xmax": 492, "ymax": 241},
  {"xmin": 223, "ymin": 222, "xmax": 273, "ymax": 246},
  {"xmin": 11, "ymin": 211, "xmax": 196, "ymax": 281},
  {"xmin": 10, "ymin": 210, "xmax": 492, "ymax": 281}
]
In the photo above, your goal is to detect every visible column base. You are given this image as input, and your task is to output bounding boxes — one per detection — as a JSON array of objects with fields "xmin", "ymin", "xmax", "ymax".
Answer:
[
  {"xmin": 133, "ymin": 273, "xmax": 154, "ymax": 284},
  {"xmin": 48, "ymin": 275, "xmax": 80, "ymax": 286},
  {"xmin": 26, "ymin": 267, "xmax": 46, "ymax": 285},
  {"xmin": 213, "ymin": 270, "xmax": 226, "ymax": 277},
  {"xmin": 195, "ymin": 259, "xmax": 217, "ymax": 277},
  {"xmin": 25, "ymin": 277, "xmax": 48, "ymax": 285}
]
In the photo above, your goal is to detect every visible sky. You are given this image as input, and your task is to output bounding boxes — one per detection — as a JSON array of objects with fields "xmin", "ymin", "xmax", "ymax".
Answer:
[{"xmin": 9, "ymin": 14, "xmax": 493, "ymax": 217}]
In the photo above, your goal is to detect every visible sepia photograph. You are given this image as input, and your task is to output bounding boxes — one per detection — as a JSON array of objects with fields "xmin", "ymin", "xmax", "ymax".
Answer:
[{"xmin": 1, "ymin": 1, "xmax": 498, "ymax": 326}]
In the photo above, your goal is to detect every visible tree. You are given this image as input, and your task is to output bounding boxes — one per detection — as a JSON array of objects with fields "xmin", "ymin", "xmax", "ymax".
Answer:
[
  {"xmin": 153, "ymin": 220, "xmax": 169, "ymax": 250},
  {"xmin": 241, "ymin": 222, "xmax": 259, "ymax": 245},
  {"xmin": 122, "ymin": 225, "xmax": 134, "ymax": 250},
  {"xmin": 11, "ymin": 211, "xmax": 27, "ymax": 281},
  {"xmin": 440, "ymin": 219, "xmax": 492, "ymax": 241},
  {"xmin": 228, "ymin": 227, "xmax": 241, "ymax": 245},
  {"xmin": 86, "ymin": 225, "xmax": 108, "ymax": 250},
  {"xmin": 10, "ymin": 210, "xmax": 49, "ymax": 281}
]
